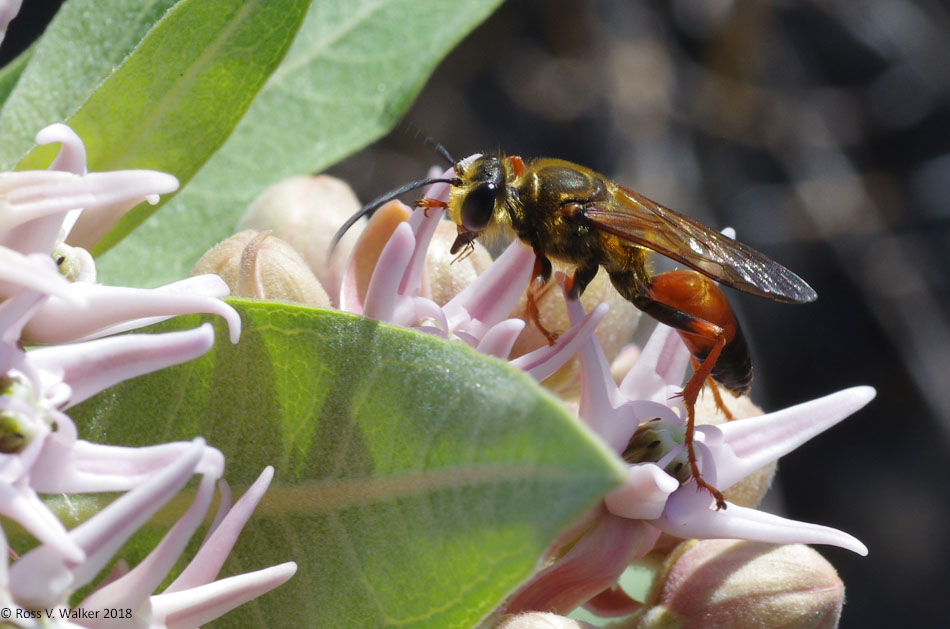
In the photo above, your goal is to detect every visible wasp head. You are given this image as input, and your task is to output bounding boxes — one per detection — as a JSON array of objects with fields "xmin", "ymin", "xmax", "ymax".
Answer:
[{"xmin": 456, "ymin": 156, "xmax": 506, "ymax": 233}]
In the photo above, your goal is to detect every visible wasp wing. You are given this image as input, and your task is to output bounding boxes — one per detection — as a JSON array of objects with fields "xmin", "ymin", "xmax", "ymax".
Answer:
[{"xmin": 584, "ymin": 185, "xmax": 817, "ymax": 303}]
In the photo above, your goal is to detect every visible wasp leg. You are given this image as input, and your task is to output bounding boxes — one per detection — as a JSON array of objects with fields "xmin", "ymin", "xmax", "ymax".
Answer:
[
  {"xmin": 526, "ymin": 254, "xmax": 558, "ymax": 344},
  {"xmin": 690, "ymin": 357, "xmax": 735, "ymax": 421},
  {"xmin": 415, "ymin": 197, "xmax": 447, "ymax": 217},
  {"xmin": 566, "ymin": 263, "xmax": 598, "ymax": 301},
  {"xmin": 631, "ymin": 293, "xmax": 729, "ymax": 510}
]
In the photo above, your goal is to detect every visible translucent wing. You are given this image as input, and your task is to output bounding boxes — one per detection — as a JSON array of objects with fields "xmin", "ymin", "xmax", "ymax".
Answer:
[{"xmin": 584, "ymin": 185, "xmax": 817, "ymax": 303}]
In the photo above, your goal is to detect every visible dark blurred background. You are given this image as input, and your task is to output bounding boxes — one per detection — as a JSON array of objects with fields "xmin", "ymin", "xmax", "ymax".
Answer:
[{"xmin": 5, "ymin": 1, "xmax": 947, "ymax": 627}]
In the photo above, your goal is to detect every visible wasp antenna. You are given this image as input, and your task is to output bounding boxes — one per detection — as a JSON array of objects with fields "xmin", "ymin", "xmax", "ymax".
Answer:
[
  {"xmin": 329, "ymin": 176, "xmax": 462, "ymax": 254},
  {"xmin": 399, "ymin": 120, "xmax": 456, "ymax": 166}
]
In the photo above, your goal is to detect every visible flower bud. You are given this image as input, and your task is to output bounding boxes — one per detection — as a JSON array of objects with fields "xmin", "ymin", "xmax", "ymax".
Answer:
[
  {"xmin": 238, "ymin": 174, "xmax": 362, "ymax": 304},
  {"xmin": 191, "ymin": 230, "xmax": 330, "ymax": 307},
  {"xmin": 636, "ymin": 540, "xmax": 844, "ymax": 628}
]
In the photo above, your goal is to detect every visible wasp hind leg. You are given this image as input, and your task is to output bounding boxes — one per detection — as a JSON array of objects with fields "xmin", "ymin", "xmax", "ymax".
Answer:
[{"xmin": 630, "ymin": 290, "xmax": 729, "ymax": 510}]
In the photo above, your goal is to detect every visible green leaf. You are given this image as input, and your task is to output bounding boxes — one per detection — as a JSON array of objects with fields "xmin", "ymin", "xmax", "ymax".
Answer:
[
  {"xmin": 0, "ymin": 42, "xmax": 35, "ymax": 110},
  {"xmin": 94, "ymin": 0, "xmax": 505, "ymax": 288},
  {"xmin": 72, "ymin": 302, "xmax": 625, "ymax": 628},
  {"xmin": 11, "ymin": 0, "xmax": 310, "ymax": 255},
  {"xmin": 0, "ymin": 0, "xmax": 181, "ymax": 169}
]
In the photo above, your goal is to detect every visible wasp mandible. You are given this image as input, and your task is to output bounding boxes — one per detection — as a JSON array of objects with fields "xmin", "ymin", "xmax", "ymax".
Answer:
[{"xmin": 334, "ymin": 151, "xmax": 816, "ymax": 510}]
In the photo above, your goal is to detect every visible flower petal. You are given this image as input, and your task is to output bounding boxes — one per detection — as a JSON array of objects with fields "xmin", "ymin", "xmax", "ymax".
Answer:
[
  {"xmin": 651, "ymin": 486, "xmax": 868, "ymax": 555},
  {"xmin": 604, "ymin": 464, "xmax": 679, "ymax": 520},
  {"xmin": 151, "ymin": 562, "xmax": 297, "ymax": 629},
  {"xmin": 166, "ymin": 467, "xmax": 275, "ymax": 592},
  {"xmin": 504, "ymin": 508, "xmax": 659, "ymax": 615},
  {"xmin": 28, "ymin": 324, "xmax": 216, "ymax": 408},
  {"xmin": 23, "ymin": 280, "xmax": 241, "ymax": 345},
  {"xmin": 714, "ymin": 386, "xmax": 876, "ymax": 489}
]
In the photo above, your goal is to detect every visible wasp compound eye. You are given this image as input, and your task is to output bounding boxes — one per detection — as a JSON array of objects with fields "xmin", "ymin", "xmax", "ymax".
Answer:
[{"xmin": 460, "ymin": 181, "xmax": 499, "ymax": 232}]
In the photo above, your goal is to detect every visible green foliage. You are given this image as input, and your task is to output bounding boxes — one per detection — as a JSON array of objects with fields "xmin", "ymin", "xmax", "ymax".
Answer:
[
  {"xmin": 94, "ymin": 0, "xmax": 505, "ymax": 287},
  {"xmin": 0, "ymin": 1, "xmax": 633, "ymax": 625},
  {"xmin": 73, "ymin": 303, "xmax": 625, "ymax": 627}
]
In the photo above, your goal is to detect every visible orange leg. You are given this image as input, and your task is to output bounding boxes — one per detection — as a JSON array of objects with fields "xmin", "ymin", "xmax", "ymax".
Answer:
[
  {"xmin": 680, "ymin": 332, "xmax": 728, "ymax": 510},
  {"xmin": 526, "ymin": 257, "xmax": 558, "ymax": 344},
  {"xmin": 690, "ymin": 357, "xmax": 735, "ymax": 421},
  {"xmin": 634, "ymin": 274, "xmax": 735, "ymax": 510},
  {"xmin": 415, "ymin": 197, "xmax": 447, "ymax": 217}
]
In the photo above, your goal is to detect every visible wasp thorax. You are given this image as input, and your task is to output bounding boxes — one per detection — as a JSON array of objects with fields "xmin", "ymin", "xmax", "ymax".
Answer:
[
  {"xmin": 622, "ymin": 417, "xmax": 690, "ymax": 484},
  {"xmin": 459, "ymin": 157, "xmax": 505, "ymax": 232}
]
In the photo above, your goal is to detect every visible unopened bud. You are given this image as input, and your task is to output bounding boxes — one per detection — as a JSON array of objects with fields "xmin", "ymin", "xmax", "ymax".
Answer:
[
  {"xmin": 636, "ymin": 540, "xmax": 844, "ymax": 628},
  {"xmin": 238, "ymin": 175, "xmax": 362, "ymax": 304},
  {"xmin": 191, "ymin": 230, "xmax": 330, "ymax": 307}
]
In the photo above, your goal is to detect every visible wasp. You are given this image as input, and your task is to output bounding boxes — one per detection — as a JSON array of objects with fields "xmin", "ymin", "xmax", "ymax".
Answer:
[{"xmin": 333, "ymin": 151, "xmax": 816, "ymax": 509}]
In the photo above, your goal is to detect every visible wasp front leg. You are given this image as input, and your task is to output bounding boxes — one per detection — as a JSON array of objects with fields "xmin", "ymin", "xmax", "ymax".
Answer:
[{"xmin": 525, "ymin": 253, "xmax": 557, "ymax": 344}]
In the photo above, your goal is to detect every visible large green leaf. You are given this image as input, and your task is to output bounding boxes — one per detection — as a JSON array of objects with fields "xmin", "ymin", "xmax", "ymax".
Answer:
[
  {"xmin": 0, "ymin": 0, "xmax": 180, "ymax": 168},
  {"xmin": 72, "ymin": 302, "xmax": 625, "ymax": 628},
  {"xmin": 93, "ymin": 0, "xmax": 505, "ymax": 289},
  {"xmin": 9, "ymin": 0, "xmax": 310, "ymax": 253}
]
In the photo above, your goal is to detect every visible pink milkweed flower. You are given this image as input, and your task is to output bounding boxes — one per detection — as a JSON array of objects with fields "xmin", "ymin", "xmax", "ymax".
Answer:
[
  {"xmin": 339, "ymin": 156, "xmax": 544, "ymax": 358},
  {"xmin": 503, "ymin": 288, "xmax": 873, "ymax": 615},
  {"xmin": 5, "ymin": 441, "xmax": 294, "ymax": 627},
  {"xmin": 0, "ymin": 123, "xmax": 241, "ymax": 345},
  {"xmin": 1, "ymin": 320, "xmax": 225, "ymax": 563}
]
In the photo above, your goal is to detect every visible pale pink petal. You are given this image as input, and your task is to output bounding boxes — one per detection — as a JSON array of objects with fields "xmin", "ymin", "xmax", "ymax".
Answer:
[
  {"xmin": 167, "ymin": 467, "xmax": 274, "ymax": 592},
  {"xmin": 619, "ymin": 323, "xmax": 690, "ymax": 407},
  {"xmin": 28, "ymin": 324, "xmax": 216, "ymax": 408},
  {"xmin": 713, "ymin": 386, "xmax": 876, "ymax": 488},
  {"xmin": 363, "ymin": 221, "xmax": 415, "ymax": 321},
  {"xmin": 151, "ymin": 562, "xmax": 297, "ymax": 629},
  {"xmin": 28, "ymin": 439, "xmax": 224, "ymax": 494},
  {"xmin": 65, "ymin": 172, "xmax": 179, "ymax": 250},
  {"xmin": 652, "ymin": 488, "xmax": 868, "ymax": 555},
  {"xmin": 0, "ymin": 0, "xmax": 22, "ymax": 43},
  {"xmin": 0, "ymin": 170, "xmax": 177, "ymax": 255},
  {"xmin": 509, "ymin": 304, "xmax": 607, "ymax": 383},
  {"xmin": 0, "ymin": 483, "xmax": 83, "ymax": 563},
  {"xmin": 339, "ymin": 200, "xmax": 413, "ymax": 313},
  {"xmin": 604, "ymin": 464, "xmax": 679, "ymax": 520},
  {"xmin": 444, "ymin": 240, "xmax": 535, "ymax": 332},
  {"xmin": 475, "ymin": 319, "xmax": 526, "ymax": 358},
  {"xmin": 9, "ymin": 439, "xmax": 208, "ymax": 607},
  {"xmin": 24, "ymin": 281, "xmax": 241, "ymax": 345},
  {"xmin": 77, "ymin": 474, "xmax": 218, "ymax": 617},
  {"xmin": 504, "ymin": 508, "xmax": 659, "ymax": 615},
  {"xmin": 0, "ymin": 249, "xmax": 78, "ymax": 303},
  {"xmin": 39, "ymin": 123, "xmax": 87, "ymax": 176},
  {"xmin": 63, "ymin": 274, "xmax": 237, "ymax": 341}
]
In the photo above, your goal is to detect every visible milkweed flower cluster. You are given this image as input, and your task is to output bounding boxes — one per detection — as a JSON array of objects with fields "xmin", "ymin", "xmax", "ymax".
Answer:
[
  {"xmin": 290, "ymin": 157, "xmax": 874, "ymax": 625},
  {"xmin": 0, "ymin": 123, "xmax": 294, "ymax": 626}
]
